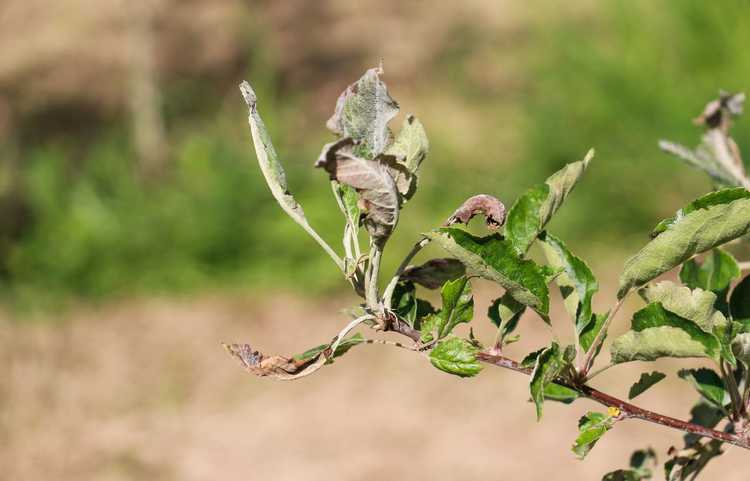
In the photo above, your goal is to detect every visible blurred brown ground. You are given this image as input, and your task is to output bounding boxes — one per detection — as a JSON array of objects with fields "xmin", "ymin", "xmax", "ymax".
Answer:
[
  {"xmin": 2, "ymin": 1, "xmax": 749, "ymax": 479},
  {"xmin": 1, "ymin": 288, "xmax": 747, "ymax": 481}
]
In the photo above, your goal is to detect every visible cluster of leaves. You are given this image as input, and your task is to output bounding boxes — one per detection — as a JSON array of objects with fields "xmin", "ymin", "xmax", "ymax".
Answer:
[{"xmin": 230, "ymin": 67, "xmax": 750, "ymax": 480}]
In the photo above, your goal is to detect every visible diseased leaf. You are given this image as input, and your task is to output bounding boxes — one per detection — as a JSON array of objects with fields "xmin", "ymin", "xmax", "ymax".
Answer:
[
  {"xmin": 435, "ymin": 277, "xmax": 474, "ymax": 339},
  {"xmin": 678, "ymin": 368, "xmax": 727, "ymax": 409},
  {"xmin": 327, "ymin": 65, "xmax": 399, "ymax": 158},
  {"xmin": 240, "ymin": 81, "xmax": 311, "ymax": 228},
  {"xmin": 651, "ymin": 188, "xmax": 750, "ymax": 236},
  {"xmin": 680, "ymin": 248, "xmax": 740, "ymax": 294},
  {"xmin": 386, "ymin": 114, "xmax": 429, "ymax": 173},
  {"xmin": 730, "ymin": 274, "xmax": 750, "ymax": 320},
  {"xmin": 385, "ymin": 114, "xmax": 428, "ymax": 200},
  {"xmin": 401, "ymin": 258, "xmax": 466, "ymax": 289},
  {"xmin": 572, "ymin": 411, "xmax": 615, "ymax": 460},
  {"xmin": 618, "ymin": 196, "xmax": 750, "ymax": 298},
  {"xmin": 426, "ymin": 228, "xmax": 552, "ymax": 315},
  {"xmin": 429, "ymin": 337, "xmax": 482, "ymax": 377},
  {"xmin": 223, "ymin": 334, "xmax": 364, "ymax": 381},
  {"xmin": 732, "ymin": 332, "xmax": 750, "ymax": 364},
  {"xmin": 316, "ymin": 138, "xmax": 400, "ymax": 242},
  {"xmin": 445, "ymin": 194, "xmax": 507, "ymax": 230},
  {"xmin": 610, "ymin": 303, "xmax": 721, "ymax": 364},
  {"xmin": 530, "ymin": 342, "xmax": 567, "ymax": 420},
  {"xmin": 539, "ymin": 232, "xmax": 598, "ymax": 334},
  {"xmin": 506, "ymin": 149, "xmax": 594, "ymax": 254},
  {"xmin": 628, "ymin": 371, "xmax": 667, "ymax": 399},
  {"xmin": 419, "ymin": 313, "xmax": 440, "ymax": 343}
]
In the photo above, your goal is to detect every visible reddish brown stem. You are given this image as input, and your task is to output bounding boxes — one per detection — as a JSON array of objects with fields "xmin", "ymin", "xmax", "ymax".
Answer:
[{"xmin": 476, "ymin": 352, "xmax": 750, "ymax": 450}]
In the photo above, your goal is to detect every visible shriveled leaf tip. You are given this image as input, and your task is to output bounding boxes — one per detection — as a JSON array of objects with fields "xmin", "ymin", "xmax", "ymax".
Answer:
[
  {"xmin": 445, "ymin": 194, "xmax": 507, "ymax": 230},
  {"xmin": 239, "ymin": 81, "xmax": 257, "ymax": 109}
]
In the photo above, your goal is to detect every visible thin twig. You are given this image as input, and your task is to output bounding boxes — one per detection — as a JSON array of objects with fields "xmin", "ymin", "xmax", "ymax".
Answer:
[
  {"xmin": 382, "ymin": 237, "xmax": 430, "ymax": 309},
  {"xmin": 581, "ymin": 295, "xmax": 628, "ymax": 377},
  {"xmin": 476, "ymin": 352, "xmax": 750, "ymax": 450}
]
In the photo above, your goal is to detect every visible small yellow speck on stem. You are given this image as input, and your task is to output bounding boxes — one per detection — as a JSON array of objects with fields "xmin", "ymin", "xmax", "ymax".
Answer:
[{"xmin": 608, "ymin": 406, "xmax": 621, "ymax": 417}]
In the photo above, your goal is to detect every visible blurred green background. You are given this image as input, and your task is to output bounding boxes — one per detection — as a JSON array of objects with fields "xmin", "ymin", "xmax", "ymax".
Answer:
[{"xmin": 2, "ymin": 0, "xmax": 749, "ymax": 311}]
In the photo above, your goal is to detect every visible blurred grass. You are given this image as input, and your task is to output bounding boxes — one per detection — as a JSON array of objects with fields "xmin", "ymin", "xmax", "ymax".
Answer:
[{"xmin": 3, "ymin": 1, "xmax": 750, "ymax": 311}]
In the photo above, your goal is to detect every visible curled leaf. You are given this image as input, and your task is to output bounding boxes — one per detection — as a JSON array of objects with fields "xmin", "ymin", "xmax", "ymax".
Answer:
[
  {"xmin": 618, "ymin": 196, "xmax": 750, "ymax": 298},
  {"xmin": 400, "ymin": 258, "xmax": 466, "ymax": 289},
  {"xmin": 445, "ymin": 194, "xmax": 507, "ymax": 230},
  {"xmin": 610, "ymin": 303, "xmax": 721, "ymax": 364},
  {"xmin": 240, "ymin": 81, "xmax": 309, "ymax": 228},
  {"xmin": 385, "ymin": 114, "xmax": 429, "ymax": 201},
  {"xmin": 223, "ymin": 343, "xmax": 326, "ymax": 381},
  {"xmin": 317, "ymin": 138, "xmax": 400, "ymax": 242},
  {"xmin": 327, "ymin": 65, "xmax": 399, "ymax": 158}
]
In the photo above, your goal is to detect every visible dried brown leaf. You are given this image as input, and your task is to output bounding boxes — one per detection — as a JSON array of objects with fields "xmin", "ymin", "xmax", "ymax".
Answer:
[{"xmin": 445, "ymin": 194, "xmax": 506, "ymax": 230}]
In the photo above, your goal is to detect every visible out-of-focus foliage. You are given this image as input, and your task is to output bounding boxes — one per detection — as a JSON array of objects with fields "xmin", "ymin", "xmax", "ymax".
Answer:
[{"xmin": 3, "ymin": 1, "xmax": 750, "ymax": 309}]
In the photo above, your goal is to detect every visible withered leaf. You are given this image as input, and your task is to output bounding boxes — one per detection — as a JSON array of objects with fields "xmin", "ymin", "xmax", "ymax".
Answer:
[
  {"xmin": 317, "ymin": 138, "xmax": 400, "ymax": 242},
  {"xmin": 445, "ymin": 194, "xmax": 507, "ymax": 230},
  {"xmin": 401, "ymin": 258, "xmax": 466, "ymax": 289},
  {"xmin": 223, "ymin": 343, "xmax": 326, "ymax": 381},
  {"xmin": 326, "ymin": 65, "xmax": 399, "ymax": 158}
]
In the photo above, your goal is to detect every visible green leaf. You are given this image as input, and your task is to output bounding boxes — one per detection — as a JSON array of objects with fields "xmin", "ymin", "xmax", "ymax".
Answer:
[
  {"xmin": 680, "ymin": 248, "xmax": 740, "ymax": 294},
  {"xmin": 391, "ymin": 282, "xmax": 435, "ymax": 329},
  {"xmin": 505, "ymin": 149, "xmax": 594, "ymax": 254},
  {"xmin": 543, "ymin": 383, "xmax": 579, "ymax": 404},
  {"xmin": 730, "ymin": 274, "xmax": 750, "ymax": 320},
  {"xmin": 240, "ymin": 81, "xmax": 312, "ymax": 232},
  {"xmin": 326, "ymin": 66, "xmax": 399, "ymax": 158},
  {"xmin": 317, "ymin": 138, "xmax": 400, "ymax": 242},
  {"xmin": 401, "ymin": 258, "xmax": 466, "ymax": 289},
  {"xmin": 539, "ymin": 232, "xmax": 598, "ymax": 333},
  {"xmin": 435, "ymin": 277, "xmax": 474, "ymax": 339},
  {"xmin": 488, "ymin": 293, "xmax": 525, "ymax": 344},
  {"xmin": 429, "ymin": 337, "xmax": 482, "ymax": 377},
  {"xmin": 580, "ymin": 312, "xmax": 608, "ymax": 353},
  {"xmin": 652, "ymin": 188, "xmax": 750, "ymax": 236},
  {"xmin": 602, "ymin": 448, "xmax": 657, "ymax": 481},
  {"xmin": 572, "ymin": 411, "xmax": 615, "ymax": 460},
  {"xmin": 638, "ymin": 281, "xmax": 726, "ymax": 333},
  {"xmin": 640, "ymin": 281, "xmax": 735, "ymax": 365},
  {"xmin": 628, "ymin": 371, "xmax": 667, "ymax": 399},
  {"xmin": 425, "ymin": 228, "xmax": 552, "ymax": 315},
  {"xmin": 335, "ymin": 182, "xmax": 361, "ymax": 237},
  {"xmin": 678, "ymin": 368, "xmax": 727, "ymax": 409},
  {"xmin": 617, "ymin": 195, "xmax": 750, "ymax": 299},
  {"xmin": 610, "ymin": 303, "xmax": 721, "ymax": 364},
  {"xmin": 521, "ymin": 348, "xmax": 545, "ymax": 368},
  {"xmin": 505, "ymin": 184, "xmax": 549, "ymax": 255},
  {"xmin": 419, "ymin": 313, "xmax": 440, "ymax": 343},
  {"xmin": 530, "ymin": 342, "xmax": 567, "ymax": 420},
  {"xmin": 294, "ymin": 333, "xmax": 365, "ymax": 363},
  {"xmin": 685, "ymin": 402, "xmax": 725, "ymax": 445}
]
